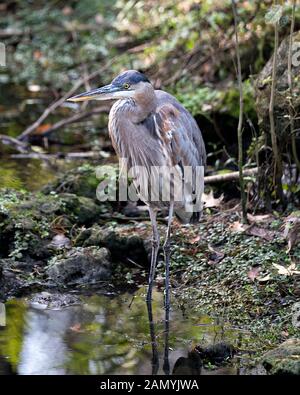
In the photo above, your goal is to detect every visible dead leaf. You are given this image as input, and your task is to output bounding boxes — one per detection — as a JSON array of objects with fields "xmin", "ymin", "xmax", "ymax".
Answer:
[
  {"xmin": 246, "ymin": 224, "xmax": 275, "ymax": 241},
  {"xmin": 248, "ymin": 267, "xmax": 260, "ymax": 281},
  {"xmin": 70, "ymin": 323, "xmax": 82, "ymax": 332},
  {"xmin": 62, "ymin": 6, "xmax": 73, "ymax": 15},
  {"xmin": 203, "ymin": 190, "xmax": 224, "ymax": 208},
  {"xmin": 272, "ymin": 262, "xmax": 300, "ymax": 276},
  {"xmin": 229, "ymin": 221, "xmax": 248, "ymax": 233},
  {"xmin": 247, "ymin": 213, "xmax": 272, "ymax": 223},
  {"xmin": 31, "ymin": 145, "xmax": 46, "ymax": 154},
  {"xmin": 190, "ymin": 235, "xmax": 200, "ymax": 244},
  {"xmin": 257, "ymin": 273, "xmax": 272, "ymax": 283},
  {"xmin": 33, "ymin": 50, "xmax": 42, "ymax": 60},
  {"xmin": 36, "ymin": 123, "xmax": 52, "ymax": 134}
]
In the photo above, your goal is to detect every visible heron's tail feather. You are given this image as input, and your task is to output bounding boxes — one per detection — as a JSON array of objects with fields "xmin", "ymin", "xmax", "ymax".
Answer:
[{"xmin": 174, "ymin": 208, "xmax": 202, "ymax": 224}]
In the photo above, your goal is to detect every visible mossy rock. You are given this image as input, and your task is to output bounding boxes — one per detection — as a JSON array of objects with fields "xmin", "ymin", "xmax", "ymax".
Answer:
[
  {"xmin": 255, "ymin": 31, "xmax": 300, "ymax": 130},
  {"xmin": 42, "ymin": 164, "xmax": 100, "ymax": 200},
  {"xmin": 75, "ymin": 224, "xmax": 149, "ymax": 267},
  {"xmin": 0, "ymin": 189, "xmax": 104, "ymax": 261},
  {"xmin": 58, "ymin": 193, "xmax": 103, "ymax": 225},
  {"xmin": 46, "ymin": 246, "xmax": 111, "ymax": 286},
  {"xmin": 261, "ymin": 338, "xmax": 300, "ymax": 375}
]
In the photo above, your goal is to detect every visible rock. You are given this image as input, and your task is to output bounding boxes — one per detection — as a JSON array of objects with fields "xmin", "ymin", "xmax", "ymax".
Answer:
[
  {"xmin": 261, "ymin": 338, "xmax": 300, "ymax": 375},
  {"xmin": 121, "ymin": 202, "xmax": 146, "ymax": 218},
  {"xmin": 291, "ymin": 302, "xmax": 300, "ymax": 329},
  {"xmin": 0, "ymin": 262, "xmax": 26, "ymax": 301},
  {"xmin": 58, "ymin": 193, "xmax": 103, "ymax": 225},
  {"xmin": 42, "ymin": 164, "xmax": 100, "ymax": 199},
  {"xmin": 194, "ymin": 342, "xmax": 236, "ymax": 366},
  {"xmin": 29, "ymin": 292, "xmax": 80, "ymax": 310},
  {"xmin": 47, "ymin": 246, "xmax": 111, "ymax": 286},
  {"xmin": 42, "ymin": 164, "xmax": 120, "ymax": 214},
  {"xmin": 283, "ymin": 212, "xmax": 300, "ymax": 253},
  {"xmin": 48, "ymin": 234, "xmax": 72, "ymax": 250},
  {"xmin": 255, "ymin": 31, "xmax": 300, "ymax": 126},
  {"xmin": 173, "ymin": 350, "xmax": 202, "ymax": 375},
  {"xmin": 75, "ymin": 225, "xmax": 149, "ymax": 267},
  {"xmin": 0, "ymin": 189, "xmax": 105, "ymax": 263},
  {"xmin": 0, "ymin": 258, "xmax": 49, "ymax": 301},
  {"xmin": 254, "ymin": 32, "xmax": 300, "ymax": 200}
]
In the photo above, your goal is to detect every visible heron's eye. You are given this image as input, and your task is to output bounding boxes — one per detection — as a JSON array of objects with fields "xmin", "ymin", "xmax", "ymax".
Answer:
[{"xmin": 123, "ymin": 83, "xmax": 130, "ymax": 89}]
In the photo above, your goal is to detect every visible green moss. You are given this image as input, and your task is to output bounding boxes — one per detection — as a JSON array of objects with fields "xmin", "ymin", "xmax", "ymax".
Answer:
[
  {"xmin": 173, "ymin": 80, "xmax": 256, "ymax": 119},
  {"xmin": 0, "ymin": 300, "xmax": 27, "ymax": 371},
  {"xmin": 0, "ymin": 187, "xmax": 107, "ymax": 260}
]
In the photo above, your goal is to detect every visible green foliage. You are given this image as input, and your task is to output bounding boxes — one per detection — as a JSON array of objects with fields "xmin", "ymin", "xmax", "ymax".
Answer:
[
  {"xmin": 265, "ymin": 5, "xmax": 283, "ymax": 25},
  {"xmin": 0, "ymin": 168, "xmax": 23, "ymax": 190},
  {"xmin": 175, "ymin": 79, "xmax": 255, "ymax": 119},
  {"xmin": 222, "ymin": 80, "xmax": 256, "ymax": 119},
  {"xmin": 0, "ymin": 0, "xmax": 282, "ymax": 94},
  {"xmin": 0, "ymin": 300, "xmax": 27, "ymax": 371},
  {"xmin": 175, "ymin": 86, "xmax": 221, "ymax": 117},
  {"xmin": 1, "ymin": 0, "xmax": 117, "ymax": 88}
]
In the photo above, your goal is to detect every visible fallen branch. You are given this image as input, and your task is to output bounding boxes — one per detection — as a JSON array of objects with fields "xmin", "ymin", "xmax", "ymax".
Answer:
[
  {"xmin": 10, "ymin": 151, "xmax": 104, "ymax": 160},
  {"xmin": 0, "ymin": 134, "xmax": 30, "ymax": 153},
  {"xmin": 204, "ymin": 168, "xmax": 258, "ymax": 184},
  {"xmin": 35, "ymin": 105, "xmax": 110, "ymax": 137},
  {"xmin": 0, "ymin": 28, "xmax": 25, "ymax": 38}
]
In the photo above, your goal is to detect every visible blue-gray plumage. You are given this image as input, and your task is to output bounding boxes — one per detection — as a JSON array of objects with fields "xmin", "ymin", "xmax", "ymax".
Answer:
[{"xmin": 68, "ymin": 70, "xmax": 206, "ymax": 374}]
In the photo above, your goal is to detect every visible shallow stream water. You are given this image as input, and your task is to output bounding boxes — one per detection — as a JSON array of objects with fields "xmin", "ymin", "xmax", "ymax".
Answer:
[{"xmin": 0, "ymin": 287, "xmax": 258, "ymax": 375}]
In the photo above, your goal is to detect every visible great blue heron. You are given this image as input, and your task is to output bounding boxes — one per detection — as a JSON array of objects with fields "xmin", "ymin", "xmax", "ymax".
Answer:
[{"xmin": 68, "ymin": 70, "xmax": 206, "ymax": 372}]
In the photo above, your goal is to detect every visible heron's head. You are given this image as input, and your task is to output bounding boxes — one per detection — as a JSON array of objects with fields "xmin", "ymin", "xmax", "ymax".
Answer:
[{"xmin": 67, "ymin": 70, "xmax": 152, "ymax": 102}]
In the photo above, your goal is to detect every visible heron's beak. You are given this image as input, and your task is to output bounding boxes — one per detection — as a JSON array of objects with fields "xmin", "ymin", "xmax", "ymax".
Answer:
[{"xmin": 67, "ymin": 84, "xmax": 122, "ymax": 102}]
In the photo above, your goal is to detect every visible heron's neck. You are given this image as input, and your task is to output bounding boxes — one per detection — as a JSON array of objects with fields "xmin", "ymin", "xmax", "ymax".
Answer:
[{"xmin": 132, "ymin": 84, "xmax": 157, "ymax": 123}]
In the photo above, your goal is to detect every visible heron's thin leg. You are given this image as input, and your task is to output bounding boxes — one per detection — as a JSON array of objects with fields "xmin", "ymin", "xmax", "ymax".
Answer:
[
  {"xmin": 146, "ymin": 207, "xmax": 160, "ymax": 374},
  {"xmin": 146, "ymin": 292, "xmax": 159, "ymax": 375},
  {"xmin": 163, "ymin": 201, "xmax": 174, "ymax": 375},
  {"xmin": 146, "ymin": 207, "xmax": 159, "ymax": 303}
]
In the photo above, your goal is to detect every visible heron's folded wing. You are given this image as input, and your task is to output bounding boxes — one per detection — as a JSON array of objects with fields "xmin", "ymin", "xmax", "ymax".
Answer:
[{"xmin": 155, "ymin": 103, "xmax": 206, "ymax": 168}]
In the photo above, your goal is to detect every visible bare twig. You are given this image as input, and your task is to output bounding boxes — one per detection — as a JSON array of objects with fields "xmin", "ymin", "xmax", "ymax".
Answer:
[
  {"xmin": 10, "ymin": 152, "xmax": 104, "ymax": 160},
  {"xmin": 0, "ymin": 134, "xmax": 30, "ymax": 152},
  {"xmin": 232, "ymin": 0, "xmax": 248, "ymax": 223},
  {"xmin": 287, "ymin": 0, "xmax": 300, "ymax": 173},
  {"xmin": 204, "ymin": 168, "xmax": 258, "ymax": 184},
  {"xmin": 0, "ymin": 28, "xmax": 25, "ymax": 38},
  {"xmin": 269, "ymin": 1, "xmax": 284, "ymax": 202}
]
